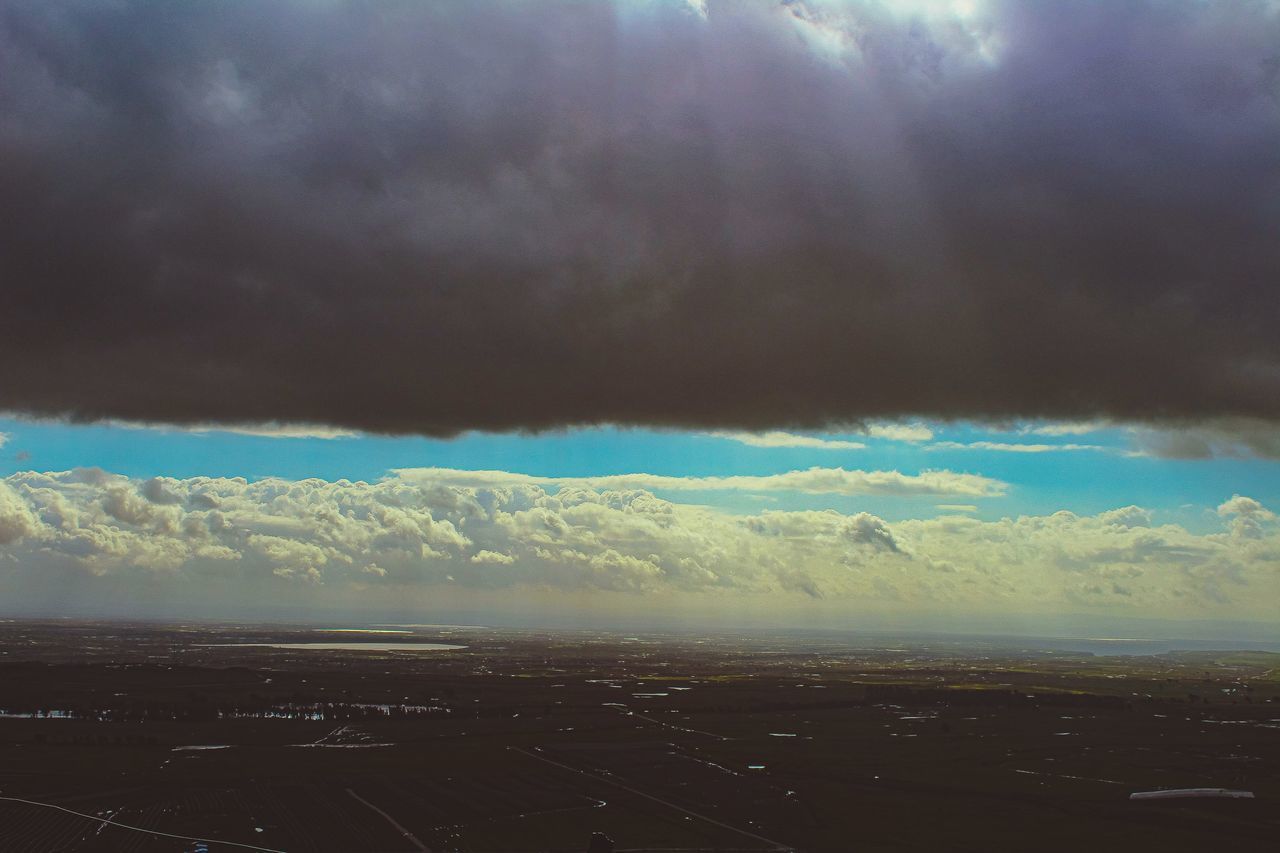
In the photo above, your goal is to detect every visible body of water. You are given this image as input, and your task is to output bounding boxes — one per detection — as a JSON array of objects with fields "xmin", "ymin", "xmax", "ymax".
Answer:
[{"xmin": 221, "ymin": 642, "xmax": 467, "ymax": 652}]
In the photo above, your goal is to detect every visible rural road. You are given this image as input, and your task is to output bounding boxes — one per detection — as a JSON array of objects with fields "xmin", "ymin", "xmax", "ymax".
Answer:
[{"xmin": 509, "ymin": 746, "xmax": 795, "ymax": 852}]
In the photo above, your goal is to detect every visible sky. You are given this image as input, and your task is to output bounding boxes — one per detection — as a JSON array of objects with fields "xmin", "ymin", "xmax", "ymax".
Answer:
[{"xmin": 1, "ymin": 0, "xmax": 1278, "ymax": 636}]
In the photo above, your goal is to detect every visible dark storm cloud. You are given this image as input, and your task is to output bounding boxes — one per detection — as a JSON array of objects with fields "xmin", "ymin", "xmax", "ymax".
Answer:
[{"xmin": 1, "ymin": 0, "xmax": 1278, "ymax": 435}]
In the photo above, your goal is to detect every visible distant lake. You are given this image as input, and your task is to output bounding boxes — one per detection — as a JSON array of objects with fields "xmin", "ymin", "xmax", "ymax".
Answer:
[{"xmin": 221, "ymin": 642, "xmax": 467, "ymax": 652}]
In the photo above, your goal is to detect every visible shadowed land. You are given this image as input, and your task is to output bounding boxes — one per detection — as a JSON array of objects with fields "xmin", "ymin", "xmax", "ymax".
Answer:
[{"xmin": 0, "ymin": 620, "xmax": 1276, "ymax": 852}]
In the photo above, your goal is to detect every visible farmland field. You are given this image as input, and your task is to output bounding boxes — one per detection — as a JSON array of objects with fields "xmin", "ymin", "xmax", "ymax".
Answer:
[{"xmin": 0, "ymin": 620, "xmax": 1276, "ymax": 851}]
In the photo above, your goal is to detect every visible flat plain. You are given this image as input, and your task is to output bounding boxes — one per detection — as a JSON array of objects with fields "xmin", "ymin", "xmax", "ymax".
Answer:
[{"xmin": 0, "ymin": 620, "xmax": 1276, "ymax": 852}]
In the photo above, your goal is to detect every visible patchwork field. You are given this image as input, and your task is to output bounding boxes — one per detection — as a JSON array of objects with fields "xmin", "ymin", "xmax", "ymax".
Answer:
[{"xmin": 0, "ymin": 621, "xmax": 1276, "ymax": 851}]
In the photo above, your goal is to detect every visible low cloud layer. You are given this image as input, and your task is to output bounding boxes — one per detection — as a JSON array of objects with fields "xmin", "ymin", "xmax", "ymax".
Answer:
[
  {"xmin": 707, "ymin": 431, "xmax": 867, "ymax": 451},
  {"xmin": 927, "ymin": 440, "xmax": 1108, "ymax": 454},
  {"xmin": 1130, "ymin": 418, "xmax": 1280, "ymax": 460},
  {"xmin": 0, "ymin": 469, "xmax": 1276, "ymax": 626},
  {"xmin": 1, "ymin": 1, "xmax": 1279, "ymax": 435},
  {"xmin": 1023, "ymin": 418, "xmax": 1280, "ymax": 460},
  {"xmin": 392, "ymin": 466, "xmax": 1006, "ymax": 498},
  {"xmin": 706, "ymin": 422, "xmax": 934, "ymax": 449}
]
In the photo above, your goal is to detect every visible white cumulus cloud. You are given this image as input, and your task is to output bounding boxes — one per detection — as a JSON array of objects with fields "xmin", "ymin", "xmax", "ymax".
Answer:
[
  {"xmin": 927, "ymin": 441, "xmax": 1108, "ymax": 453},
  {"xmin": 0, "ymin": 469, "xmax": 1274, "ymax": 628},
  {"xmin": 705, "ymin": 431, "xmax": 867, "ymax": 450},
  {"xmin": 393, "ymin": 466, "xmax": 1006, "ymax": 497}
]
